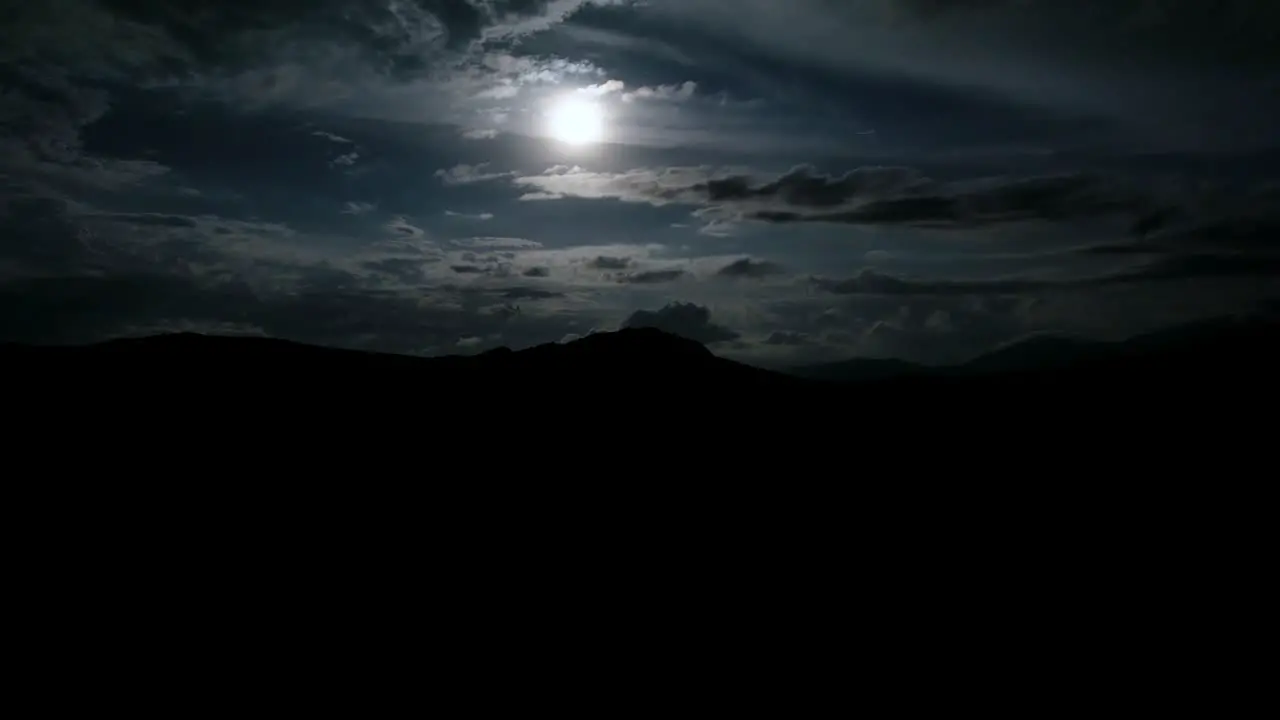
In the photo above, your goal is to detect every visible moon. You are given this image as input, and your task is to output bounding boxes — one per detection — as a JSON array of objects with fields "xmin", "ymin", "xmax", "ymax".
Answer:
[{"xmin": 546, "ymin": 95, "xmax": 605, "ymax": 146}]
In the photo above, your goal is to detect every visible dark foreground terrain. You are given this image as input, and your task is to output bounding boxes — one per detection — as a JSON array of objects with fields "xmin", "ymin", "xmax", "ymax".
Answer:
[{"xmin": 5, "ymin": 318, "xmax": 1269, "ymax": 660}]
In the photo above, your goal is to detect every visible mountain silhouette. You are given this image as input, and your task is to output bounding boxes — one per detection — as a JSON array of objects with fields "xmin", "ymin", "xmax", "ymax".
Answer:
[
  {"xmin": 7, "ymin": 316, "xmax": 1279, "ymax": 385},
  {"xmin": 2, "ymin": 327, "xmax": 814, "ymax": 395},
  {"xmin": 5, "ymin": 317, "xmax": 1278, "ymax": 415},
  {"xmin": 4, "ymin": 317, "xmax": 1277, "ymax": 510}
]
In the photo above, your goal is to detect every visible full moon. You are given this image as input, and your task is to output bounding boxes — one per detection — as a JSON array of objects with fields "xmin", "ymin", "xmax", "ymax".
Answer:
[{"xmin": 546, "ymin": 95, "xmax": 605, "ymax": 146}]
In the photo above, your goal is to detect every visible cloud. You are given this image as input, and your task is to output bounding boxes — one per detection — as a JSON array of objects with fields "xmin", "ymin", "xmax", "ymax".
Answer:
[
  {"xmin": 502, "ymin": 287, "xmax": 564, "ymax": 300},
  {"xmin": 329, "ymin": 151, "xmax": 360, "ymax": 169},
  {"xmin": 79, "ymin": 212, "xmax": 199, "ymax": 229},
  {"xmin": 640, "ymin": 0, "xmax": 1280, "ymax": 149},
  {"xmin": 0, "ymin": 67, "xmax": 170, "ymax": 192},
  {"xmin": 622, "ymin": 81, "xmax": 697, "ymax": 103},
  {"xmin": 5, "ymin": 0, "xmax": 1277, "ymax": 368},
  {"xmin": 0, "ymin": 0, "xmax": 640, "ymax": 147},
  {"xmin": 1106, "ymin": 254, "xmax": 1280, "ymax": 284},
  {"xmin": 513, "ymin": 163, "xmax": 1143, "ymax": 231},
  {"xmin": 717, "ymin": 258, "xmax": 785, "ymax": 279},
  {"xmin": 13, "ymin": 0, "xmax": 1279, "ymax": 157},
  {"xmin": 812, "ymin": 269, "xmax": 1044, "ymax": 297},
  {"xmin": 312, "ymin": 130, "xmax": 352, "ymax": 144},
  {"xmin": 615, "ymin": 268, "xmax": 686, "ymax": 284},
  {"xmin": 0, "ymin": 193, "xmax": 588, "ymax": 351},
  {"xmin": 445, "ymin": 210, "xmax": 495, "ymax": 220},
  {"xmin": 0, "ymin": 191, "xmax": 636, "ymax": 353},
  {"xmin": 580, "ymin": 79, "xmax": 625, "ymax": 96},
  {"xmin": 342, "ymin": 201, "xmax": 376, "ymax": 215},
  {"xmin": 450, "ymin": 236, "xmax": 541, "ymax": 249},
  {"xmin": 384, "ymin": 216, "xmax": 427, "ymax": 238},
  {"xmin": 15, "ymin": 1, "xmax": 616, "ymax": 80},
  {"xmin": 436, "ymin": 162, "xmax": 515, "ymax": 185},
  {"xmin": 586, "ymin": 255, "xmax": 632, "ymax": 270},
  {"xmin": 123, "ymin": 274, "xmax": 531, "ymax": 355},
  {"xmin": 362, "ymin": 255, "xmax": 441, "ymax": 284},
  {"xmin": 513, "ymin": 165, "xmax": 718, "ymax": 204},
  {"xmin": 811, "ymin": 256, "xmax": 1280, "ymax": 298},
  {"xmin": 622, "ymin": 302, "xmax": 739, "ymax": 344},
  {"xmin": 765, "ymin": 331, "xmax": 809, "ymax": 346}
]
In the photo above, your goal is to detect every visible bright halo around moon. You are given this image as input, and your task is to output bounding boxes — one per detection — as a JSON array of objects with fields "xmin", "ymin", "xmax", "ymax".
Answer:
[{"xmin": 546, "ymin": 94, "xmax": 605, "ymax": 146}]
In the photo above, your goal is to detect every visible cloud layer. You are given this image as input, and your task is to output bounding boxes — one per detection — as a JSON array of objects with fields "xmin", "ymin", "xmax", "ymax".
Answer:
[{"xmin": 1, "ymin": 1, "xmax": 1278, "ymax": 366}]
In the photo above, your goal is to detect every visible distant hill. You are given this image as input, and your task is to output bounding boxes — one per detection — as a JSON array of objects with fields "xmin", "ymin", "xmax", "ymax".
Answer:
[
  {"xmin": 957, "ymin": 334, "xmax": 1103, "ymax": 375},
  {"xmin": 786, "ymin": 315, "xmax": 1280, "ymax": 386},
  {"xmin": 785, "ymin": 333, "xmax": 1109, "ymax": 384}
]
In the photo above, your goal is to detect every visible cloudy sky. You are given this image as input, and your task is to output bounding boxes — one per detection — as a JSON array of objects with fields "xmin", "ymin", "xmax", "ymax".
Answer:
[{"xmin": 3, "ymin": 0, "xmax": 1279, "ymax": 365}]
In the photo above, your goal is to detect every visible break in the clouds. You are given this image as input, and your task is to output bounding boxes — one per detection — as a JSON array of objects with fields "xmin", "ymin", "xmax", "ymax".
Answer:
[{"xmin": 2, "ymin": 0, "xmax": 1279, "ymax": 365}]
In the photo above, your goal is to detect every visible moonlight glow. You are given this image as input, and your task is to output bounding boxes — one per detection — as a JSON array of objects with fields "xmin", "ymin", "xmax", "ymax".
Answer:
[{"xmin": 546, "ymin": 95, "xmax": 605, "ymax": 146}]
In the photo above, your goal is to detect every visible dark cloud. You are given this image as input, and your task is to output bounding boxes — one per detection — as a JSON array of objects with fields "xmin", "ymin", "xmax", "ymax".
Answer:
[
  {"xmin": 616, "ymin": 268, "xmax": 684, "ymax": 284},
  {"xmin": 717, "ymin": 258, "xmax": 784, "ymax": 279},
  {"xmin": 622, "ymin": 301, "xmax": 738, "ymax": 344},
  {"xmin": 586, "ymin": 255, "xmax": 631, "ymax": 270},
  {"xmin": 0, "ymin": 192, "xmax": 92, "ymax": 276},
  {"xmin": 715, "ymin": 168, "xmax": 1138, "ymax": 228},
  {"xmin": 812, "ymin": 270, "xmax": 1043, "ymax": 297},
  {"xmin": 363, "ymin": 256, "xmax": 438, "ymax": 283},
  {"xmin": 812, "ymin": 257, "xmax": 1280, "ymax": 298},
  {"xmin": 702, "ymin": 165, "xmax": 927, "ymax": 207},
  {"xmin": 385, "ymin": 216, "xmax": 427, "ymax": 237},
  {"xmin": 0, "ymin": 68, "xmax": 169, "ymax": 193},
  {"xmin": 764, "ymin": 330, "xmax": 808, "ymax": 346},
  {"xmin": 1119, "ymin": 205, "xmax": 1280, "ymax": 256},
  {"xmin": 515, "ymin": 164, "xmax": 1142, "ymax": 229},
  {"xmin": 1071, "ymin": 199, "xmax": 1280, "ymax": 287},
  {"xmin": 1117, "ymin": 254, "xmax": 1280, "ymax": 284},
  {"xmin": 502, "ymin": 286, "xmax": 563, "ymax": 299},
  {"xmin": 82, "ymin": 212, "xmax": 200, "ymax": 228}
]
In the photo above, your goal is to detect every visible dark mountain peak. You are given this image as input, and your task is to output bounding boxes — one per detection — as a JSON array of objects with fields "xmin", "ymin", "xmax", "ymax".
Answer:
[
  {"xmin": 496, "ymin": 327, "xmax": 720, "ymax": 379},
  {"xmin": 562, "ymin": 327, "xmax": 714, "ymax": 359}
]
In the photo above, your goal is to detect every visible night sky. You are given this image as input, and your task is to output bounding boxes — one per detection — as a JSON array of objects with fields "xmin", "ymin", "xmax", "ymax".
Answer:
[{"xmin": 3, "ymin": 1, "xmax": 1279, "ymax": 365}]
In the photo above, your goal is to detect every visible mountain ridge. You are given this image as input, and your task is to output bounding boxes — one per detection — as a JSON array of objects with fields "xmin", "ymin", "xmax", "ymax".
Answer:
[
  {"xmin": 5, "ymin": 315, "xmax": 1279, "ymax": 391},
  {"xmin": 789, "ymin": 314, "xmax": 1280, "ymax": 384},
  {"xmin": 4, "ymin": 318, "xmax": 1276, "ymax": 463}
]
